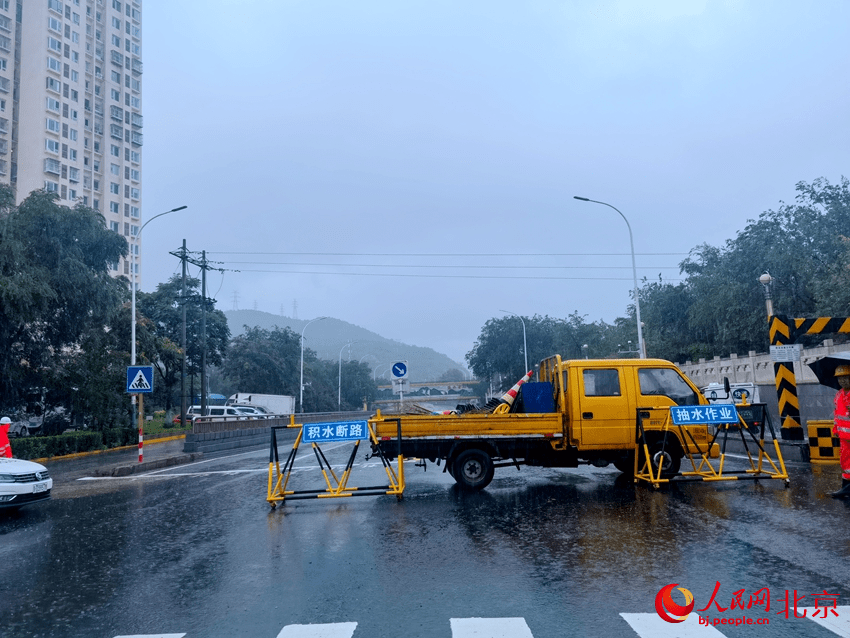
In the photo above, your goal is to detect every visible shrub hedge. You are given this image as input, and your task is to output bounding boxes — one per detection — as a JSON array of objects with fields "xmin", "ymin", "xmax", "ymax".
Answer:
[{"xmin": 9, "ymin": 428, "xmax": 139, "ymax": 460}]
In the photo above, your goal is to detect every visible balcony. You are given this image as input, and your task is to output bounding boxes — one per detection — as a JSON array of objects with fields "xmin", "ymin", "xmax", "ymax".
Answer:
[
  {"xmin": 131, "ymin": 131, "xmax": 143, "ymax": 146},
  {"xmin": 131, "ymin": 58, "xmax": 143, "ymax": 75},
  {"xmin": 110, "ymin": 50, "xmax": 123, "ymax": 66}
]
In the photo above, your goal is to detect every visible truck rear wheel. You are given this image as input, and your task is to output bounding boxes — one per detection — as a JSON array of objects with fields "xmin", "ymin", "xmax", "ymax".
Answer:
[{"xmin": 452, "ymin": 449, "xmax": 494, "ymax": 491}]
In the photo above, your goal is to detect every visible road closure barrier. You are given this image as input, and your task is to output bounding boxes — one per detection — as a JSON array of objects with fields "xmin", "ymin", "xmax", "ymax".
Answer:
[
  {"xmin": 266, "ymin": 415, "xmax": 405, "ymax": 508},
  {"xmin": 634, "ymin": 403, "xmax": 789, "ymax": 488},
  {"xmin": 807, "ymin": 420, "xmax": 841, "ymax": 465}
]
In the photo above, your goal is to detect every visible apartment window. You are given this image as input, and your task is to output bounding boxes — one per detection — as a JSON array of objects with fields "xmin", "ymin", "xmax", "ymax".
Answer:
[
  {"xmin": 112, "ymin": 17, "xmax": 121, "ymax": 29},
  {"xmin": 73, "ymin": 12, "xmax": 80, "ymax": 25},
  {"xmin": 129, "ymin": 168, "xmax": 139, "ymax": 181},
  {"xmin": 130, "ymin": 187, "xmax": 139, "ymax": 200},
  {"xmin": 110, "ymin": 163, "xmax": 119, "ymax": 175},
  {"xmin": 69, "ymin": 167, "xmax": 79, "ymax": 182},
  {"xmin": 93, "ymin": 199, "xmax": 99, "ymax": 210},
  {"xmin": 93, "ymin": 160, "xmax": 100, "ymax": 171},
  {"xmin": 130, "ymin": 206, "xmax": 139, "ymax": 218},
  {"xmin": 0, "ymin": 1, "xmax": 9, "ymax": 11},
  {"xmin": 70, "ymin": 129, "xmax": 78, "ymax": 141},
  {"xmin": 62, "ymin": 122, "xmax": 68, "ymax": 138},
  {"xmin": 0, "ymin": 59, "xmax": 5, "ymax": 72},
  {"xmin": 48, "ymin": 0, "xmax": 63, "ymax": 14},
  {"xmin": 46, "ymin": 118, "xmax": 61, "ymax": 133},
  {"xmin": 71, "ymin": 89, "xmax": 78, "ymax": 102},
  {"xmin": 47, "ymin": 77, "xmax": 61, "ymax": 93},
  {"xmin": 130, "ymin": 224, "xmax": 139, "ymax": 236},
  {"xmin": 48, "ymin": 37, "xmax": 62, "ymax": 53},
  {"xmin": 110, "ymin": 144, "xmax": 120, "ymax": 157},
  {"xmin": 94, "ymin": 140, "xmax": 100, "ymax": 153},
  {"xmin": 130, "ymin": 95, "xmax": 140, "ymax": 109},
  {"xmin": 44, "ymin": 158, "xmax": 61, "ymax": 175},
  {"xmin": 48, "ymin": 16, "xmax": 62, "ymax": 33},
  {"xmin": 71, "ymin": 70, "xmax": 79, "ymax": 82},
  {"xmin": 69, "ymin": 189, "xmax": 77, "ymax": 200},
  {"xmin": 69, "ymin": 149, "xmax": 77, "ymax": 161},
  {"xmin": 130, "ymin": 77, "xmax": 140, "ymax": 92},
  {"xmin": 0, "ymin": 99, "xmax": 5, "ymax": 112},
  {"xmin": 93, "ymin": 179, "xmax": 99, "ymax": 191},
  {"xmin": 111, "ymin": 88, "xmax": 120, "ymax": 101},
  {"xmin": 112, "ymin": 0, "xmax": 121, "ymax": 10},
  {"xmin": 46, "ymin": 139, "xmax": 60, "ymax": 153},
  {"xmin": 45, "ymin": 181, "xmax": 59, "ymax": 193},
  {"xmin": 110, "ymin": 123, "xmax": 122, "ymax": 139},
  {"xmin": 72, "ymin": 50, "xmax": 79, "ymax": 63},
  {"xmin": 72, "ymin": 32, "xmax": 79, "ymax": 44},
  {"xmin": 111, "ymin": 34, "xmax": 120, "ymax": 47},
  {"xmin": 46, "ymin": 97, "xmax": 60, "ymax": 112},
  {"xmin": 109, "ymin": 221, "xmax": 119, "ymax": 232},
  {"xmin": 110, "ymin": 201, "xmax": 119, "ymax": 213},
  {"xmin": 110, "ymin": 182, "xmax": 118, "ymax": 194},
  {"xmin": 47, "ymin": 56, "xmax": 61, "ymax": 73},
  {"xmin": 111, "ymin": 70, "xmax": 120, "ymax": 83},
  {"xmin": 71, "ymin": 109, "xmax": 78, "ymax": 121}
]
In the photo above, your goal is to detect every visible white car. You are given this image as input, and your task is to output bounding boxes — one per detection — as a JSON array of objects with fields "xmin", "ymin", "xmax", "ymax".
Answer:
[{"xmin": 0, "ymin": 457, "xmax": 52, "ymax": 510}]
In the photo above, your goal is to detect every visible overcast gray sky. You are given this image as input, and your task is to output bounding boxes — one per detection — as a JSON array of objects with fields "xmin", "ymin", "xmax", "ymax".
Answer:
[{"xmin": 138, "ymin": 0, "xmax": 850, "ymax": 366}]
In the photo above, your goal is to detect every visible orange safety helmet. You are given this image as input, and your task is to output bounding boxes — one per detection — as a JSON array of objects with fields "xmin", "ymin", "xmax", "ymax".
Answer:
[{"xmin": 835, "ymin": 365, "xmax": 850, "ymax": 377}]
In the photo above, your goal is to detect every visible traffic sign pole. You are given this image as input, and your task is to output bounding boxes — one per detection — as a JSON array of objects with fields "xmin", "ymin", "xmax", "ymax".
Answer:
[{"xmin": 138, "ymin": 394, "xmax": 144, "ymax": 463}]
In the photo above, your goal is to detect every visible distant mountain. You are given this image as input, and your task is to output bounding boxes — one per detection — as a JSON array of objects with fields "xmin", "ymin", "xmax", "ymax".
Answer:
[{"xmin": 224, "ymin": 310, "xmax": 467, "ymax": 383}]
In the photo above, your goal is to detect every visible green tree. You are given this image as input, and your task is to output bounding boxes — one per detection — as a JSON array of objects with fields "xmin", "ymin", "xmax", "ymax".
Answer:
[
  {"xmin": 222, "ymin": 325, "xmax": 302, "ymax": 395},
  {"xmin": 0, "ymin": 188, "xmax": 127, "ymax": 411},
  {"xmin": 136, "ymin": 275, "xmax": 230, "ymax": 410}
]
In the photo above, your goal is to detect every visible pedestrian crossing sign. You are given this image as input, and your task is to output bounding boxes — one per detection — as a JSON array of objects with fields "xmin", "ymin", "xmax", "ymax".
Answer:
[{"xmin": 126, "ymin": 365, "xmax": 154, "ymax": 393}]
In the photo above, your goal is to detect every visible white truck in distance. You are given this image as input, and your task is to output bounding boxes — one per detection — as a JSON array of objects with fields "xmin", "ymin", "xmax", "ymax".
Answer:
[{"xmin": 226, "ymin": 394, "xmax": 295, "ymax": 415}]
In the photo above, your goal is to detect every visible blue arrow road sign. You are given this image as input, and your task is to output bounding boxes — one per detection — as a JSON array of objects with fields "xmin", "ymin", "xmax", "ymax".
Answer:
[
  {"xmin": 392, "ymin": 361, "xmax": 408, "ymax": 378},
  {"xmin": 127, "ymin": 365, "xmax": 154, "ymax": 393}
]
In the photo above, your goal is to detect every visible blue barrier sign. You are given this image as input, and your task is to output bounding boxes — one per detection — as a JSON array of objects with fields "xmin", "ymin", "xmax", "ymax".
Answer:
[
  {"xmin": 303, "ymin": 420, "xmax": 369, "ymax": 443},
  {"xmin": 671, "ymin": 404, "xmax": 739, "ymax": 425}
]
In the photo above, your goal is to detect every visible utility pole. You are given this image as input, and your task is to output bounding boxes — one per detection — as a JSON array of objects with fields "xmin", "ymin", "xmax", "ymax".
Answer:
[
  {"xmin": 200, "ymin": 250, "xmax": 207, "ymax": 417},
  {"xmin": 180, "ymin": 240, "xmax": 187, "ymax": 428}
]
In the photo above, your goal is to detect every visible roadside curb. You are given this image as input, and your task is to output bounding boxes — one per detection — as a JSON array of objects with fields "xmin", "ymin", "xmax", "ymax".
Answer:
[
  {"xmin": 31, "ymin": 433, "xmax": 187, "ymax": 464},
  {"xmin": 95, "ymin": 451, "xmax": 204, "ymax": 477}
]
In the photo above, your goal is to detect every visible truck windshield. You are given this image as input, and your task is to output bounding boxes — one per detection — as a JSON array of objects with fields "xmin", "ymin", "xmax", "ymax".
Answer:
[{"xmin": 638, "ymin": 368, "xmax": 699, "ymax": 406}]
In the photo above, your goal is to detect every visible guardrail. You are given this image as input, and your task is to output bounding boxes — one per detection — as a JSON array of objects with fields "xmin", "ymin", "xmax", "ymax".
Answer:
[{"xmin": 192, "ymin": 411, "xmax": 371, "ymax": 434}]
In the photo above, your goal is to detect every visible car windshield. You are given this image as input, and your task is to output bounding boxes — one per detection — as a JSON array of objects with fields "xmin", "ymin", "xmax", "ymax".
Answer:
[{"xmin": 638, "ymin": 368, "xmax": 700, "ymax": 406}]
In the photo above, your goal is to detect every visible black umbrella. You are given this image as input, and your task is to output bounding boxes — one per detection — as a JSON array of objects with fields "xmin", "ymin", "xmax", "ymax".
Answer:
[{"xmin": 807, "ymin": 352, "xmax": 850, "ymax": 390}]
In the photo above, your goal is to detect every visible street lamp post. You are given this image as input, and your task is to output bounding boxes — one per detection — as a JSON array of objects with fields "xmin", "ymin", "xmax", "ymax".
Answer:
[
  {"xmin": 499, "ymin": 309, "xmax": 528, "ymax": 372},
  {"xmin": 338, "ymin": 341, "xmax": 356, "ymax": 410},
  {"xmin": 130, "ymin": 205, "xmax": 186, "ymax": 463},
  {"xmin": 759, "ymin": 272, "xmax": 774, "ymax": 318},
  {"xmin": 300, "ymin": 317, "xmax": 328, "ymax": 413},
  {"xmin": 573, "ymin": 196, "xmax": 646, "ymax": 359}
]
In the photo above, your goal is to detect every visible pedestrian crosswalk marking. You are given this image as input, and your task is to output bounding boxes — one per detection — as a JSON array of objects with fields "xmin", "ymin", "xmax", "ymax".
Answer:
[
  {"xmin": 620, "ymin": 613, "xmax": 725, "ymax": 637},
  {"xmin": 450, "ymin": 617, "xmax": 533, "ymax": 637},
  {"xmin": 802, "ymin": 606, "xmax": 850, "ymax": 637},
  {"xmin": 276, "ymin": 622, "xmax": 357, "ymax": 638},
  {"xmin": 110, "ymin": 608, "xmax": 850, "ymax": 638}
]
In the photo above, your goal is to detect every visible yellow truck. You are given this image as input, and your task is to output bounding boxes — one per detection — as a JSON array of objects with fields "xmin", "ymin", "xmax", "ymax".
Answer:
[{"xmin": 370, "ymin": 355, "xmax": 717, "ymax": 490}]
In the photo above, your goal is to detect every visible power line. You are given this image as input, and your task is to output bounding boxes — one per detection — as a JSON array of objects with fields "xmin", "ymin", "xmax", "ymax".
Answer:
[
  {"xmin": 218, "ymin": 260, "xmax": 680, "ymax": 270},
  {"xmin": 230, "ymin": 268, "xmax": 685, "ymax": 282},
  {"xmin": 208, "ymin": 251, "xmax": 688, "ymax": 257}
]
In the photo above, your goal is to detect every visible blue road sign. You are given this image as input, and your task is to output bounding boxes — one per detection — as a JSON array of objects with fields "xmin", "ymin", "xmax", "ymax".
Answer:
[
  {"xmin": 126, "ymin": 365, "xmax": 154, "ymax": 393},
  {"xmin": 670, "ymin": 404, "xmax": 738, "ymax": 425},
  {"xmin": 391, "ymin": 361, "xmax": 408, "ymax": 379},
  {"xmin": 302, "ymin": 420, "xmax": 369, "ymax": 443}
]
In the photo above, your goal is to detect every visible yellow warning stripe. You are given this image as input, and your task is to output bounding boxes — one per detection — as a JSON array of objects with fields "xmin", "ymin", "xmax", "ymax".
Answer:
[
  {"xmin": 778, "ymin": 388, "xmax": 800, "ymax": 410},
  {"xmin": 774, "ymin": 365, "xmax": 797, "ymax": 386},
  {"xmin": 810, "ymin": 317, "xmax": 832, "ymax": 334},
  {"xmin": 781, "ymin": 415, "xmax": 802, "ymax": 429},
  {"xmin": 840, "ymin": 318, "xmax": 850, "ymax": 333},
  {"xmin": 770, "ymin": 317, "xmax": 790, "ymax": 342}
]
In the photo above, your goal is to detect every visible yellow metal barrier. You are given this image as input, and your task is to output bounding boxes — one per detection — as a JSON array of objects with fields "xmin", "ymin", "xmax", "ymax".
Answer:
[
  {"xmin": 266, "ymin": 415, "xmax": 405, "ymax": 508},
  {"xmin": 634, "ymin": 407, "xmax": 789, "ymax": 489},
  {"xmin": 808, "ymin": 420, "xmax": 840, "ymax": 465}
]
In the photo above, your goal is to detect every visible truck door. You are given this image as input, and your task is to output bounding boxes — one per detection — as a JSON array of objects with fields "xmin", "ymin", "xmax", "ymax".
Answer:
[{"xmin": 577, "ymin": 368, "xmax": 633, "ymax": 448}]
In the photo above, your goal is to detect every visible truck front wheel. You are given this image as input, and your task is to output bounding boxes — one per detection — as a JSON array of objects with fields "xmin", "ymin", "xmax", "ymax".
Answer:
[
  {"xmin": 647, "ymin": 441, "xmax": 682, "ymax": 478},
  {"xmin": 452, "ymin": 449, "xmax": 494, "ymax": 491}
]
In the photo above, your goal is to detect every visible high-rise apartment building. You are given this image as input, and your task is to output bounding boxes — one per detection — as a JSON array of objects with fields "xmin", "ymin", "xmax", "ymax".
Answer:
[{"xmin": 2, "ymin": 0, "xmax": 142, "ymax": 280}]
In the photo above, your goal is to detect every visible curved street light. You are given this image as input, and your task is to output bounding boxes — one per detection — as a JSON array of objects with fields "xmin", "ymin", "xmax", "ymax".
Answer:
[
  {"xmin": 130, "ymin": 205, "xmax": 187, "ymax": 464},
  {"xmin": 573, "ymin": 196, "xmax": 646, "ymax": 359},
  {"xmin": 338, "ymin": 341, "xmax": 358, "ymax": 409},
  {"xmin": 499, "ymin": 309, "xmax": 528, "ymax": 372},
  {"xmin": 300, "ymin": 316, "xmax": 328, "ymax": 413}
]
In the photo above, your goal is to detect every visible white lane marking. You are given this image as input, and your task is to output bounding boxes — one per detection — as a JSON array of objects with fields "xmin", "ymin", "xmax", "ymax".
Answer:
[
  {"xmin": 620, "ymin": 613, "xmax": 726, "ymax": 636},
  {"xmin": 450, "ymin": 617, "xmax": 533, "ymax": 637},
  {"xmin": 79, "ymin": 459, "xmax": 417, "ymax": 481},
  {"xmin": 803, "ymin": 606, "xmax": 850, "ymax": 636},
  {"xmin": 276, "ymin": 622, "xmax": 357, "ymax": 638},
  {"xmin": 113, "ymin": 634, "xmax": 186, "ymax": 638}
]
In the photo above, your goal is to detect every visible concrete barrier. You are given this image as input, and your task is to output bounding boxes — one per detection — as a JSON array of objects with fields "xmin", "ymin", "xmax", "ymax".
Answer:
[{"xmin": 183, "ymin": 411, "xmax": 371, "ymax": 454}]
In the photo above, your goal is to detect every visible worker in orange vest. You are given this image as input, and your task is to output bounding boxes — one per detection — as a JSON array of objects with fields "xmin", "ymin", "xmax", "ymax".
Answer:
[
  {"xmin": 831, "ymin": 365, "xmax": 850, "ymax": 498},
  {"xmin": 0, "ymin": 416, "xmax": 12, "ymax": 458}
]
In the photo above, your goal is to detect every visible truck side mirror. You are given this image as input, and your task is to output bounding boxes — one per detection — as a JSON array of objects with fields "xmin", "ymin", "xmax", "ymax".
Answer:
[{"xmin": 723, "ymin": 377, "xmax": 731, "ymax": 396}]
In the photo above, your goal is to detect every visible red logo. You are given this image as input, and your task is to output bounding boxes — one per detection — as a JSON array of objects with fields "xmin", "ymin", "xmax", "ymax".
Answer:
[{"xmin": 655, "ymin": 583, "xmax": 695, "ymax": 623}]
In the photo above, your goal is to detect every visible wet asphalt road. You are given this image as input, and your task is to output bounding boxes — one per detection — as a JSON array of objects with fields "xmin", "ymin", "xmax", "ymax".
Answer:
[{"xmin": 1, "ymin": 441, "xmax": 849, "ymax": 638}]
